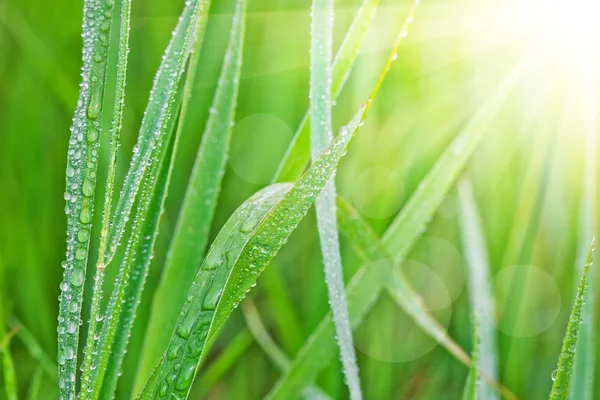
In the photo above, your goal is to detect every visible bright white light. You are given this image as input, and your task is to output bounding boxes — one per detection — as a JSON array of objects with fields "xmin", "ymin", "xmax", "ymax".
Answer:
[{"xmin": 520, "ymin": 0, "xmax": 600, "ymax": 60}]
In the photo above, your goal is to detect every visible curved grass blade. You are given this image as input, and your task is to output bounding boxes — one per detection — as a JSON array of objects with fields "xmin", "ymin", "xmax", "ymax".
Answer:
[
  {"xmin": 570, "ymin": 74, "xmax": 598, "ymax": 400},
  {"xmin": 144, "ymin": 183, "xmax": 292, "ymax": 398},
  {"xmin": 458, "ymin": 177, "xmax": 499, "ymax": 400},
  {"xmin": 79, "ymin": 0, "xmax": 133, "ymax": 394},
  {"xmin": 462, "ymin": 315, "xmax": 480, "ymax": 400},
  {"xmin": 268, "ymin": 57, "xmax": 527, "ymax": 397},
  {"xmin": 136, "ymin": 0, "xmax": 246, "ymax": 388},
  {"xmin": 273, "ymin": 0, "xmax": 380, "ymax": 183},
  {"xmin": 57, "ymin": 0, "xmax": 117, "ymax": 396},
  {"xmin": 2, "ymin": 339, "xmax": 17, "ymax": 400},
  {"xmin": 310, "ymin": 0, "xmax": 361, "ymax": 398},
  {"xmin": 550, "ymin": 240, "xmax": 595, "ymax": 400},
  {"xmin": 142, "ymin": 106, "xmax": 366, "ymax": 399},
  {"xmin": 242, "ymin": 300, "xmax": 331, "ymax": 400}
]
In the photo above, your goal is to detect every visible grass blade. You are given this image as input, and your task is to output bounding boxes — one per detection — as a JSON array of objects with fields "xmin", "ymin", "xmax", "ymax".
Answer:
[
  {"xmin": 569, "ymin": 71, "xmax": 598, "ymax": 400},
  {"xmin": 27, "ymin": 366, "xmax": 44, "ymax": 400},
  {"xmin": 57, "ymin": 0, "xmax": 117, "ymax": 396},
  {"xmin": 10, "ymin": 318, "xmax": 57, "ymax": 382},
  {"xmin": 142, "ymin": 106, "xmax": 366, "ymax": 399},
  {"xmin": 81, "ymin": 0, "xmax": 207, "ymax": 397},
  {"xmin": 135, "ymin": 0, "xmax": 246, "ymax": 389},
  {"xmin": 550, "ymin": 240, "xmax": 595, "ymax": 400},
  {"xmin": 242, "ymin": 300, "xmax": 331, "ymax": 400},
  {"xmin": 268, "ymin": 57, "xmax": 527, "ymax": 397},
  {"xmin": 310, "ymin": 0, "xmax": 361, "ymax": 398},
  {"xmin": 273, "ymin": 0, "xmax": 380, "ymax": 183},
  {"xmin": 79, "ymin": 0, "xmax": 133, "ymax": 394},
  {"xmin": 193, "ymin": 330, "xmax": 253, "ymax": 397},
  {"xmin": 458, "ymin": 177, "xmax": 499, "ymax": 400},
  {"xmin": 462, "ymin": 315, "xmax": 480, "ymax": 400}
]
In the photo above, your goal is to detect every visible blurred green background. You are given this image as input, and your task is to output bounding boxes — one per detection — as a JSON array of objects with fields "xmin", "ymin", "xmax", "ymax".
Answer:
[{"xmin": 0, "ymin": 0, "xmax": 598, "ymax": 398}]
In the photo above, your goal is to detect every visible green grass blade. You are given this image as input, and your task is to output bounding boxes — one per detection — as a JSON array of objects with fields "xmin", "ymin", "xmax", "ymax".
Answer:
[
  {"xmin": 266, "ymin": 266, "xmax": 383, "ymax": 400},
  {"xmin": 458, "ymin": 177, "xmax": 499, "ymax": 400},
  {"xmin": 79, "ymin": 0, "xmax": 133, "ymax": 394},
  {"xmin": 143, "ymin": 106, "xmax": 366, "ymax": 399},
  {"xmin": 272, "ymin": 0, "xmax": 380, "ymax": 183},
  {"xmin": 193, "ymin": 330, "xmax": 253, "ymax": 397},
  {"xmin": 569, "ymin": 77, "xmax": 598, "ymax": 400},
  {"xmin": 103, "ymin": 0, "xmax": 200, "ymax": 267},
  {"xmin": 242, "ymin": 300, "xmax": 331, "ymax": 400},
  {"xmin": 57, "ymin": 0, "xmax": 117, "ymax": 396},
  {"xmin": 136, "ymin": 0, "xmax": 246, "ymax": 388},
  {"xmin": 27, "ymin": 366, "xmax": 44, "ymax": 400},
  {"xmin": 145, "ymin": 183, "xmax": 291, "ymax": 398},
  {"xmin": 2, "ymin": 338, "xmax": 18, "ymax": 400},
  {"xmin": 337, "ymin": 197, "xmax": 471, "ymax": 365},
  {"xmin": 310, "ymin": 0, "xmax": 361, "ymax": 398},
  {"xmin": 80, "ymin": 0, "xmax": 206, "ymax": 397},
  {"xmin": 462, "ymin": 315, "xmax": 480, "ymax": 400},
  {"xmin": 268, "ymin": 57, "xmax": 527, "ymax": 397},
  {"xmin": 94, "ymin": 131, "xmax": 177, "ymax": 400},
  {"xmin": 550, "ymin": 240, "xmax": 595, "ymax": 400},
  {"xmin": 10, "ymin": 318, "xmax": 58, "ymax": 382},
  {"xmin": 381, "ymin": 61, "xmax": 526, "ymax": 260}
]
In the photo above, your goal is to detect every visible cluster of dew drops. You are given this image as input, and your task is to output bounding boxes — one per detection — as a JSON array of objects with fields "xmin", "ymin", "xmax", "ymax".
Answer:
[{"xmin": 58, "ymin": 0, "xmax": 114, "ymax": 396}]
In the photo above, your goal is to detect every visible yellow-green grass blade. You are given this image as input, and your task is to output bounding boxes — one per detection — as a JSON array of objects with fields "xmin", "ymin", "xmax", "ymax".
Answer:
[
  {"xmin": 141, "ymin": 106, "xmax": 366, "ymax": 399},
  {"xmin": 272, "ymin": 0, "xmax": 380, "ymax": 183},
  {"xmin": 27, "ymin": 366, "xmax": 44, "ymax": 400},
  {"xmin": 458, "ymin": 177, "xmax": 499, "ymax": 400},
  {"xmin": 135, "ymin": 0, "xmax": 246, "ymax": 389},
  {"xmin": 267, "ymin": 57, "xmax": 526, "ymax": 398},
  {"xmin": 569, "ymin": 69, "xmax": 598, "ymax": 400},
  {"xmin": 550, "ymin": 241, "xmax": 595, "ymax": 400},
  {"xmin": 57, "ymin": 0, "xmax": 118, "ymax": 396}
]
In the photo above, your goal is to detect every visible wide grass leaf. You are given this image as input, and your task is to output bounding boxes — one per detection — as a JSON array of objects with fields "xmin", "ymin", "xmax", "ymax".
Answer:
[
  {"xmin": 136, "ymin": 0, "xmax": 246, "ymax": 389},
  {"xmin": 458, "ymin": 177, "xmax": 499, "ymax": 400},
  {"xmin": 550, "ymin": 241, "xmax": 595, "ymax": 400},
  {"xmin": 142, "ymin": 106, "xmax": 366, "ymax": 399}
]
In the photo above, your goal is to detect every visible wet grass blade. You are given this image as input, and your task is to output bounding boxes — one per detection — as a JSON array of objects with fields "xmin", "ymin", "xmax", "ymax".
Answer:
[
  {"xmin": 570, "ymin": 78, "xmax": 598, "ymax": 400},
  {"xmin": 141, "ymin": 106, "xmax": 366, "ymax": 399},
  {"xmin": 310, "ymin": 0, "xmax": 361, "ymax": 398},
  {"xmin": 268, "ymin": 58, "xmax": 526, "ymax": 397},
  {"xmin": 57, "ymin": 0, "xmax": 117, "ymax": 396},
  {"xmin": 458, "ymin": 177, "xmax": 499, "ymax": 399},
  {"xmin": 79, "ymin": 0, "xmax": 133, "ymax": 394},
  {"xmin": 136, "ymin": 0, "xmax": 246, "ymax": 388},
  {"xmin": 550, "ymin": 240, "xmax": 595, "ymax": 400},
  {"xmin": 80, "ymin": 0, "xmax": 207, "ymax": 397},
  {"xmin": 273, "ymin": 0, "xmax": 380, "ymax": 183},
  {"xmin": 462, "ymin": 315, "xmax": 480, "ymax": 400}
]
